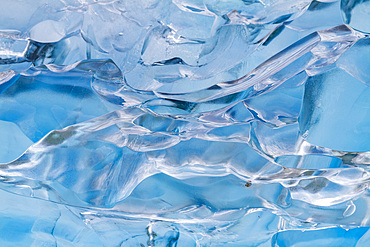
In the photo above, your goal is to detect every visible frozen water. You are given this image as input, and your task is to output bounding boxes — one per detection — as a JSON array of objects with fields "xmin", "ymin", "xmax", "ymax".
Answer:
[
  {"xmin": 341, "ymin": 0, "xmax": 370, "ymax": 33},
  {"xmin": 0, "ymin": 0, "xmax": 369, "ymax": 246}
]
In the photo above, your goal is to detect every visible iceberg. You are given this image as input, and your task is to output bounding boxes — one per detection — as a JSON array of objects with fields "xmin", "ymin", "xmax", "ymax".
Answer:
[{"xmin": 0, "ymin": 0, "xmax": 369, "ymax": 246}]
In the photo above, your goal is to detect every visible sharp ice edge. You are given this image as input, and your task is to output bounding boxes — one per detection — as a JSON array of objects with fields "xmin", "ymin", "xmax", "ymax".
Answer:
[{"xmin": 0, "ymin": 0, "xmax": 370, "ymax": 246}]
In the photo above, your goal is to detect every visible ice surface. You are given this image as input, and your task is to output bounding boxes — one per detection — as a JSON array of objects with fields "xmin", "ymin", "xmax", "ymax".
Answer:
[
  {"xmin": 0, "ymin": 0, "xmax": 370, "ymax": 246},
  {"xmin": 341, "ymin": 0, "xmax": 370, "ymax": 33}
]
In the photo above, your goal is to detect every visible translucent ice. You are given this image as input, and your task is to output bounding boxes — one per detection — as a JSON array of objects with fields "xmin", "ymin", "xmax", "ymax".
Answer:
[
  {"xmin": 300, "ymin": 66, "xmax": 370, "ymax": 152},
  {"xmin": 0, "ymin": 0, "xmax": 370, "ymax": 246},
  {"xmin": 341, "ymin": 0, "xmax": 370, "ymax": 33}
]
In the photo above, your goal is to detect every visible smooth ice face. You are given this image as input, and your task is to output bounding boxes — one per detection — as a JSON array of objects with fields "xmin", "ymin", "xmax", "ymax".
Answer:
[
  {"xmin": 300, "ymin": 37, "xmax": 370, "ymax": 152},
  {"xmin": 300, "ymin": 67, "xmax": 370, "ymax": 152},
  {"xmin": 0, "ymin": 0, "xmax": 370, "ymax": 246},
  {"xmin": 29, "ymin": 20, "xmax": 67, "ymax": 43},
  {"xmin": 341, "ymin": 0, "xmax": 370, "ymax": 33}
]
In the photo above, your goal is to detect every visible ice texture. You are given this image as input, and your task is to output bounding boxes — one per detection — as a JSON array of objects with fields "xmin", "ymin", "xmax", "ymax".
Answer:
[{"xmin": 0, "ymin": 0, "xmax": 369, "ymax": 246}]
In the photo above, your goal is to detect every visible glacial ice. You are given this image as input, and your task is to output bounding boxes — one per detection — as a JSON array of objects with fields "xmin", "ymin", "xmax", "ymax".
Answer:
[{"xmin": 0, "ymin": 0, "xmax": 369, "ymax": 246}]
